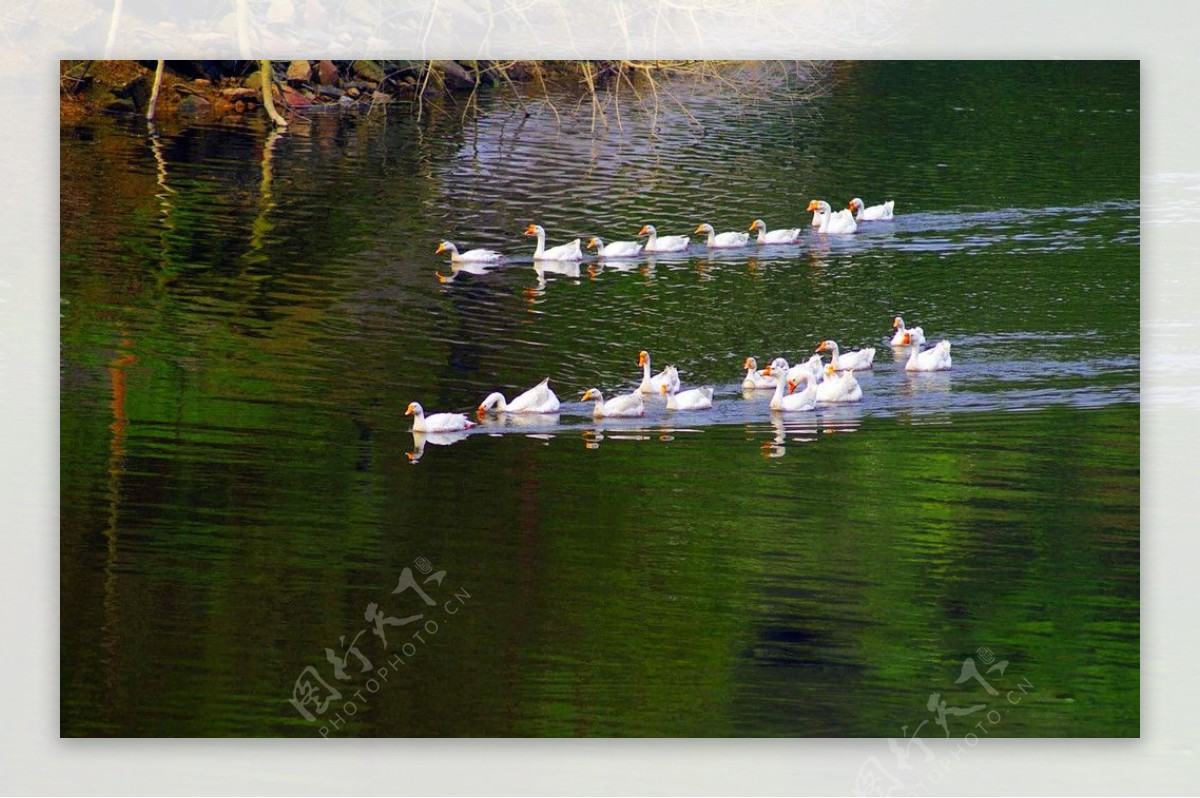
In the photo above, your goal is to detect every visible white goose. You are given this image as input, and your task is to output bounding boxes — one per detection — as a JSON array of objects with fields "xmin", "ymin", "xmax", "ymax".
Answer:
[
  {"xmin": 815, "ymin": 365, "xmax": 863, "ymax": 403},
  {"xmin": 816, "ymin": 339, "xmax": 875, "ymax": 371},
  {"xmin": 807, "ymin": 200, "xmax": 858, "ymax": 234},
  {"xmin": 406, "ymin": 401, "xmax": 476, "ymax": 433},
  {"xmin": 848, "ymin": 198, "xmax": 895, "ymax": 221},
  {"xmin": 891, "ymin": 316, "xmax": 925, "ymax": 347},
  {"xmin": 637, "ymin": 350, "xmax": 681, "ymax": 394},
  {"xmin": 695, "ymin": 223, "xmax": 751, "ymax": 249},
  {"xmin": 436, "ymin": 240, "xmax": 502, "ymax": 263},
  {"xmin": 769, "ymin": 370, "xmax": 816, "ymax": 411},
  {"xmin": 904, "ymin": 329, "xmax": 953, "ymax": 371},
  {"xmin": 637, "ymin": 224, "xmax": 690, "ymax": 253},
  {"xmin": 742, "ymin": 357, "xmax": 777, "ymax": 389},
  {"xmin": 581, "ymin": 388, "xmax": 645, "ymax": 418},
  {"xmin": 524, "ymin": 224, "xmax": 583, "ymax": 261},
  {"xmin": 749, "ymin": 219, "xmax": 802, "ymax": 244},
  {"xmin": 660, "ymin": 370, "xmax": 714, "ymax": 411},
  {"xmin": 587, "ymin": 236, "xmax": 643, "ymax": 259},
  {"xmin": 477, "ymin": 377, "xmax": 560, "ymax": 415}
]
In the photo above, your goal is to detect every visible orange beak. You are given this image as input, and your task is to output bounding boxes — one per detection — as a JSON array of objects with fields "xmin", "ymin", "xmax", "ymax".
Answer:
[
  {"xmin": 815, "ymin": 341, "xmax": 827, "ymax": 352},
  {"xmin": 892, "ymin": 318, "xmax": 900, "ymax": 328},
  {"xmin": 638, "ymin": 352, "xmax": 647, "ymax": 366},
  {"xmin": 523, "ymin": 224, "xmax": 538, "ymax": 236},
  {"xmin": 587, "ymin": 237, "xmax": 598, "ymax": 249},
  {"xmin": 637, "ymin": 225, "xmax": 650, "ymax": 236},
  {"xmin": 476, "ymin": 405, "xmax": 487, "ymax": 417},
  {"xmin": 806, "ymin": 200, "xmax": 819, "ymax": 212},
  {"xmin": 761, "ymin": 366, "xmax": 773, "ymax": 376},
  {"xmin": 848, "ymin": 200, "xmax": 858, "ymax": 211},
  {"xmin": 405, "ymin": 404, "xmax": 415, "ymax": 415},
  {"xmin": 743, "ymin": 358, "xmax": 752, "ymax": 369},
  {"xmin": 580, "ymin": 392, "xmax": 590, "ymax": 401},
  {"xmin": 694, "ymin": 225, "xmax": 707, "ymax": 234},
  {"xmin": 748, "ymin": 222, "xmax": 757, "ymax": 231},
  {"xmin": 435, "ymin": 242, "xmax": 448, "ymax": 254},
  {"xmin": 787, "ymin": 380, "xmax": 798, "ymax": 394}
]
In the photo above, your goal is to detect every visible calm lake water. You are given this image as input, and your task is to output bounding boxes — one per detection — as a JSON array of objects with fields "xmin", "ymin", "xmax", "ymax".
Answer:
[{"xmin": 60, "ymin": 61, "xmax": 1138, "ymax": 737}]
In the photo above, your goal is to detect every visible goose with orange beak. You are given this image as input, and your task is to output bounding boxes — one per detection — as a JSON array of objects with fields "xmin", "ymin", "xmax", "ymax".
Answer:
[
  {"xmin": 815, "ymin": 339, "xmax": 875, "ymax": 371},
  {"xmin": 695, "ymin": 222, "xmax": 750, "ymax": 249},
  {"xmin": 581, "ymin": 388, "xmax": 645, "ymax": 418},
  {"xmin": 749, "ymin": 219, "xmax": 802, "ymax": 245},
  {"xmin": 637, "ymin": 224, "xmax": 690, "ymax": 252},
  {"xmin": 891, "ymin": 316, "xmax": 924, "ymax": 347},
  {"xmin": 742, "ymin": 357, "xmax": 777, "ymax": 390},
  {"xmin": 587, "ymin": 236, "xmax": 643, "ymax": 259},
  {"xmin": 406, "ymin": 401, "xmax": 476, "ymax": 433},
  {"xmin": 477, "ymin": 377, "xmax": 560, "ymax": 416},
  {"xmin": 903, "ymin": 328, "xmax": 953, "ymax": 371},
  {"xmin": 524, "ymin": 223, "xmax": 583, "ymax": 261},
  {"xmin": 637, "ymin": 350, "xmax": 681, "ymax": 394},
  {"xmin": 806, "ymin": 199, "xmax": 857, "ymax": 234},
  {"xmin": 848, "ymin": 197, "xmax": 895, "ymax": 221},
  {"xmin": 660, "ymin": 368, "xmax": 714, "ymax": 410},
  {"xmin": 436, "ymin": 240, "xmax": 502, "ymax": 263},
  {"xmin": 769, "ymin": 369, "xmax": 818, "ymax": 412}
]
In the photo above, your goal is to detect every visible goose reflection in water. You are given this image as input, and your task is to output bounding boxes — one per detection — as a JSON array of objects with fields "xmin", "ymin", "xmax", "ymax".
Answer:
[
  {"xmin": 407, "ymin": 429, "xmax": 472, "ymax": 463},
  {"xmin": 761, "ymin": 416, "xmax": 820, "ymax": 458},
  {"xmin": 435, "ymin": 261, "xmax": 502, "ymax": 284}
]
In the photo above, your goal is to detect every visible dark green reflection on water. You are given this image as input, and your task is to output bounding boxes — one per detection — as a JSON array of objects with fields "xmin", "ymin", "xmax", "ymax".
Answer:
[{"xmin": 60, "ymin": 61, "xmax": 1138, "ymax": 737}]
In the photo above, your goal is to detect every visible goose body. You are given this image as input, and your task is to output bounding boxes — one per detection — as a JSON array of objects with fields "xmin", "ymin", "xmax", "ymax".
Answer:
[
  {"xmin": 637, "ymin": 224, "xmax": 690, "ymax": 253},
  {"xmin": 637, "ymin": 350, "xmax": 681, "ymax": 394},
  {"xmin": 406, "ymin": 401, "xmax": 476, "ymax": 433},
  {"xmin": 816, "ymin": 339, "xmax": 875, "ymax": 371},
  {"xmin": 742, "ymin": 357, "xmax": 777, "ymax": 389},
  {"xmin": 695, "ymin": 223, "xmax": 751, "ymax": 249},
  {"xmin": 749, "ymin": 219, "xmax": 802, "ymax": 245},
  {"xmin": 890, "ymin": 316, "xmax": 925, "ymax": 347},
  {"xmin": 436, "ymin": 240, "xmax": 502, "ymax": 263},
  {"xmin": 815, "ymin": 365, "xmax": 863, "ymax": 403},
  {"xmin": 477, "ymin": 377, "xmax": 560, "ymax": 415},
  {"xmin": 524, "ymin": 224, "xmax": 583, "ymax": 261},
  {"xmin": 581, "ymin": 388, "xmax": 645, "ymax": 418},
  {"xmin": 807, "ymin": 200, "xmax": 858, "ymax": 234},
  {"xmin": 904, "ymin": 329, "xmax": 953, "ymax": 371},
  {"xmin": 849, "ymin": 198, "xmax": 895, "ymax": 221},
  {"xmin": 588, "ymin": 236, "xmax": 643, "ymax": 259},
  {"xmin": 661, "ymin": 371, "xmax": 714, "ymax": 411},
  {"xmin": 770, "ymin": 370, "xmax": 817, "ymax": 411}
]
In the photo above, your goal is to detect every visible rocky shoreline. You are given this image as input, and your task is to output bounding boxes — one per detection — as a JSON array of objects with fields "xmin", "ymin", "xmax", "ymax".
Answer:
[{"xmin": 60, "ymin": 59, "xmax": 620, "ymax": 123}]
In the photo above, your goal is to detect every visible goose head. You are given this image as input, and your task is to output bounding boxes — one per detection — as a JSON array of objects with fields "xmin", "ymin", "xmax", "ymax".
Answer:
[
  {"xmin": 523, "ymin": 224, "xmax": 545, "ymax": 237},
  {"xmin": 892, "ymin": 316, "xmax": 904, "ymax": 329},
  {"xmin": 848, "ymin": 198, "xmax": 864, "ymax": 213},
  {"xmin": 694, "ymin": 223, "xmax": 715, "ymax": 235},
  {"xmin": 749, "ymin": 219, "xmax": 766, "ymax": 232},
  {"xmin": 638, "ymin": 350, "xmax": 649, "ymax": 367},
  {"xmin": 806, "ymin": 200, "xmax": 829, "ymax": 214},
  {"xmin": 587, "ymin": 237, "xmax": 603, "ymax": 251},
  {"xmin": 405, "ymin": 402, "xmax": 423, "ymax": 417},
  {"xmin": 581, "ymin": 388, "xmax": 601, "ymax": 402},
  {"xmin": 435, "ymin": 241, "xmax": 455, "ymax": 255},
  {"xmin": 637, "ymin": 224, "xmax": 655, "ymax": 237},
  {"xmin": 743, "ymin": 356, "xmax": 758, "ymax": 371}
]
